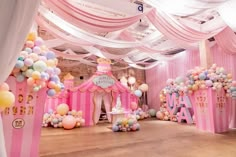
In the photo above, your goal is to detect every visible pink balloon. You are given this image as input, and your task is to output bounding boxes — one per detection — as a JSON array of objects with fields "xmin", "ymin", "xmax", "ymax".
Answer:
[
  {"xmin": 156, "ymin": 111, "xmax": 164, "ymax": 120},
  {"xmin": 131, "ymin": 102, "xmax": 138, "ymax": 110},
  {"xmin": 25, "ymin": 41, "xmax": 34, "ymax": 48},
  {"xmin": 62, "ymin": 115, "xmax": 76, "ymax": 130},
  {"xmin": 232, "ymin": 81, "xmax": 236, "ymax": 87},
  {"xmin": 0, "ymin": 83, "xmax": 9, "ymax": 91},
  {"xmin": 27, "ymin": 78, "xmax": 35, "ymax": 86}
]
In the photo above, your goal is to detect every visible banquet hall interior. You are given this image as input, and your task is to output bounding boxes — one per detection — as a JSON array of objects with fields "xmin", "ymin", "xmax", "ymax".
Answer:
[{"xmin": 1, "ymin": 0, "xmax": 236, "ymax": 157}]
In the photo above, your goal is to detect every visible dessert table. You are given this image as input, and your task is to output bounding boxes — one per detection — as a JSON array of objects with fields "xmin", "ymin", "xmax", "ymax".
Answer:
[{"xmin": 108, "ymin": 111, "xmax": 130, "ymax": 124}]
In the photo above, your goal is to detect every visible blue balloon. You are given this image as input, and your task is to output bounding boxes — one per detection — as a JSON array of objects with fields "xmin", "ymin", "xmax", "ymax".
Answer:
[
  {"xmin": 136, "ymin": 123, "xmax": 140, "ymax": 130},
  {"xmin": 199, "ymin": 73, "xmax": 206, "ymax": 80},
  {"xmin": 46, "ymin": 51, "xmax": 56, "ymax": 59},
  {"xmin": 24, "ymin": 47, "xmax": 32, "ymax": 53},
  {"xmin": 134, "ymin": 90, "xmax": 142, "ymax": 97},
  {"xmin": 112, "ymin": 125, "xmax": 119, "ymax": 132},
  {"xmin": 50, "ymin": 75, "xmax": 59, "ymax": 82},
  {"xmin": 16, "ymin": 74, "xmax": 25, "ymax": 82},
  {"xmin": 52, "ymin": 118, "xmax": 59, "ymax": 124},
  {"xmin": 15, "ymin": 60, "xmax": 24, "ymax": 68},
  {"xmin": 47, "ymin": 89, "xmax": 56, "ymax": 96}
]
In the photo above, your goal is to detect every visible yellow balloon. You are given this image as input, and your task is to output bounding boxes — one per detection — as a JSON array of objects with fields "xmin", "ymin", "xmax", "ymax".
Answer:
[
  {"xmin": 54, "ymin": 85, "xmax": 61, "ymax": 92},
  {"xmin": 32, "ymin": 71, "xmax": 41, "ymax": 80},
  {"xmin": 0, "ymin": 91, "xmax": 15, "ymax": 108},
  {"xmin": 27, "ymin": 32, "xmax": 36, "ymax": 41},
  {"xmin": 46, "ymin": 60, "xmax": 56, "ymax": 67},
  {"xmin": 56, "ymin": 103, "xmax": 69, "ymax": 116},
  {"xmin": 192, "ymin": 84, "xmax": 198, "ymax": 91}
]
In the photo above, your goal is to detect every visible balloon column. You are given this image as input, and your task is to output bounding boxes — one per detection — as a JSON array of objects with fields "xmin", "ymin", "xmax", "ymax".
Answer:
[
  {"xmin": 112, "ymin": 116, "xmax": 140, "ymax": 132},
  {"xmin": 156, "ymin": 89, "xmax": 177, "ymax": 122},
  {"xmin": 157, "ymin": 76, "xmax": 187, "ymax": 122},
  {"xmin": 12, "ymin": 32, "xmax": 64, "ymax": 96},
  {"xmin": 42, "ymin": 103, "xmax": 85, "ymax": 129},
  {"xmin": 0, "ymin": 82, "xmax": 15, "ymax": 110}
]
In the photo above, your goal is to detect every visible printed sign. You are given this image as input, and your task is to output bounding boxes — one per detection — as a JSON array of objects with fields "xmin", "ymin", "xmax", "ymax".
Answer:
[
  {"xmin": 166, "ymin": 93, "xmax": 193, "ymax": 124},
  {"xmin": 1, "ymin": 76, "xmax": 47, "ymax": 157},
  {"xmin": 93, "ymin": 75, "xmax": 115, "ymax": 88}
]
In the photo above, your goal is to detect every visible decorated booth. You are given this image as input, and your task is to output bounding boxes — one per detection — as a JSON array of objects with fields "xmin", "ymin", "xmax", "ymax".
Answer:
[{"xmin": 69, "ymin": 58, "xmax": 137, "ymax": 126}]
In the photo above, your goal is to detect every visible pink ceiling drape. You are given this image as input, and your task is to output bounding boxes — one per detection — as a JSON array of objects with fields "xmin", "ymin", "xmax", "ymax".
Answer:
[
  {"xmin": 146, "ymin": 9, "xmax": 225, "ymax": 48},
  {"xmin": 214, "ymin": 27, "xmax": 236, "ymax": 55},
  {"xmin": 43, "ymin": 0, "xmax": 146, "ymax": 33}
]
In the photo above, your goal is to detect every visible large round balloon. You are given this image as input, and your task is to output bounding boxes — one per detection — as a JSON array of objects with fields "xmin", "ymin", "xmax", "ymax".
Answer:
[
  {"xmin": 56, "ymin": 103, "xmax": 69, "ymax": 116},
  {"xmin": 148, "ymin": 109, "xmax": 157, "ymax": 117},
  {"xmin": 0, "ymin": 91, "xmax": 15, "ymax": 108},
  {"xmin": 156, "ymin": 111, "xmax": 164, "ymax": 120},
  {"xmin": 139, "ymin": 83, "xmax": 149, "ymax": 92},
  {"xmin": 134, "ymin": 90, "xmax": 142, "ymax": 97},
  {"xmin": 128, "ymin": 77, "xmax": 136, "ymax": 85},
  {"xmin": 130, "ymin": 102, "xmax": 138, "ymax": 110},
  {"xmin": 62, "ymin": 115, "xmax": 76, "ymax": 130}
]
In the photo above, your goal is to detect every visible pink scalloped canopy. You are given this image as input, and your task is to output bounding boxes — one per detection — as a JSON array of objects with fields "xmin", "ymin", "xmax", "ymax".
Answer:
[{"xmin": 76, "ymin": 72, "xmax": 130, "ymax": 93}]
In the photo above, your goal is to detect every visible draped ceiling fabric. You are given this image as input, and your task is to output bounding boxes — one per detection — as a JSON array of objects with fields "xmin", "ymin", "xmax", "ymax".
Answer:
[
  {"xmin": 38, "ymin": 0, "xmax": 236, "ymax": 69},
  {"xmin": 43, "ymin": 0, "xmax": 148, "ymax": 33},
  {"xmin": 218, "ymin": 0, "xmax": 236, "ymax": 31},
  {"xmin": 146, "ymin": 9, "xmax": 225, "ymax": 48},
  {"xmin": 215, "ymin": 27, "xmax": 236, "ymax": 55},
  {"xmin": 0, "ymin": 1, "xmax": 41, "ymax": 156},
  {"xmin": 144, "ymin": 0, "xmax": 229, "ymax": 16}
]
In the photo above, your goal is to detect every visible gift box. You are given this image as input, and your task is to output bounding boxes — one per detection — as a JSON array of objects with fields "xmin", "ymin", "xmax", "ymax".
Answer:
[
  {"xmin": 193, "ymin": 88, "xmax": 229, "ymax": 133},
  {"xmin": 1, "ymin": 76, "xmax": 47, "ymax": 157}
]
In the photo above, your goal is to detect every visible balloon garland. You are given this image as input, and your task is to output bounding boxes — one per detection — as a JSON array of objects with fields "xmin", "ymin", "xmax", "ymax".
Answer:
[
  {"xmin": 112, "ymin": 116, "xmax": 140, "ymax": 132},
  {"xmin": 42, "ymin": 104, "xmax": 85, "ymax": 129},
  {"xmin": 186, "ymin": 64, "xmax": 236, "ymax": 98},
  {"xmin": 12, "ymin": 32, "xmax": 64, "ymax": 96},
  {"xmin": 157, "ymin": 64, "xmax": 236, "ymax": 121}
]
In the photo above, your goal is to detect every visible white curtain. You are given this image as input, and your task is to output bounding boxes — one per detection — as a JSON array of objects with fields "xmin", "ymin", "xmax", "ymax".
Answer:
[{"xmin": 0, "ymin": 0, "xmax": 41, "ymax": 156}]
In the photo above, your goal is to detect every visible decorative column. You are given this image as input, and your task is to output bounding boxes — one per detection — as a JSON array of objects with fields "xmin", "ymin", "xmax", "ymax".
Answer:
[{"xmin": 199, "ymin": 40, "xmax": 213, "ymax": 68}]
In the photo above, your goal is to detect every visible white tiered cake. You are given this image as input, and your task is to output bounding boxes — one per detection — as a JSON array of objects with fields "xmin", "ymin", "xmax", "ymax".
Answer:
[{"xmin": 112, "ymin": 95, "xmax": 124, "ymax": 113}]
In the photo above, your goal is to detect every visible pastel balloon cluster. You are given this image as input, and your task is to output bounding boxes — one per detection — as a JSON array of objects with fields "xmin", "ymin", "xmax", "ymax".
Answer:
[
  {"xmin": 0, "ymin": 83, "xmax": 15, "ymax": 109},
  {"xmin": 42, "ymin": 104, "xmax": 85, "ymax": 129},
  {"xmin": 186, "ymin": 64, "xmax": 235, "ymax": 97},
  {"xmin": 159, "ymin": 90, "xmax": 166, "ymax": 103},
  {"xmin": 12, "ymin": 32, "xmax": 64, "ymax": 96},
  {"xmin": 164, "ymin": 76, "xmax": 187, "ymax": 95},
  {"xmin": 112, "ymin": 116, "xmax": 140, "ymax": 132},
  {"xmin": 131, "ymin": 108, "xmax": 149, "ymax": 120}
]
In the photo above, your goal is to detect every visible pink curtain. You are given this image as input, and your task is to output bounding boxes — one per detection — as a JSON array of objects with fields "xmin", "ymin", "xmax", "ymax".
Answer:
[
  {"xmin": 146, "ymin": 50, "xmax": 200, "ymax": 109},
  {"xmin": 214, "ymin": 27, "xmax": 236, "ymax": 55},
  {"xmin": 146, "ymin": 44, "xmax": 236, "ymax": 109}
]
